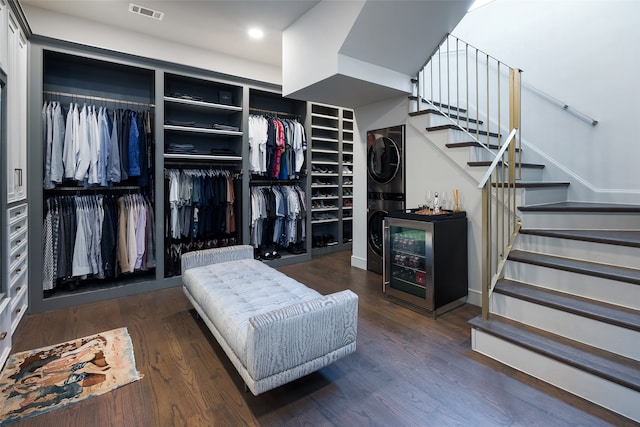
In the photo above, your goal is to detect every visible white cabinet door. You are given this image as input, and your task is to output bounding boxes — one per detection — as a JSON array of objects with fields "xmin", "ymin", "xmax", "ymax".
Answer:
[
  {"xmin": 0, "ymin": 0, "xmax": 8, "ymax": 73},
  {"xmin": 6, "ymin": 11, "xmax": 26, "ymax": 203}
]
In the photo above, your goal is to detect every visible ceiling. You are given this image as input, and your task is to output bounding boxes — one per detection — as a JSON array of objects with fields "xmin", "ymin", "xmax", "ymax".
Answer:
[
  {"xmin": 19, "ymin": 0, "xmax": 322, "ymax": 67},
  {"xmin": 19, "ymin": 0, "xmax": 473, "ymax": 107}
]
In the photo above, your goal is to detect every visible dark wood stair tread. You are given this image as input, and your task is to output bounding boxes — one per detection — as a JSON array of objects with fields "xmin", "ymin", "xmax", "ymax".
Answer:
[
  {"xmin": 408, "ymin": 96, "xmax": 468, "ymax": 113},
  {"xmin": 491, "ymin": 181, "xmax": 570, "ymax": 188},
  {"xmin": 469, "ymin": 314, "xmax": 640, "ymax": 392},
  {"xmin": 519, "ymin": 201, "xmax": 640, "ymax": 213},
  {"xmin": 508, "ymin": 250, "xmax": 640, "ymax": 286},
  {"xmin": 445, "ymin": 141, "xmax": 521, "ymax": 152},
  {"xmin": 409, "ymin": 108, "xmax": 483, "ymax": 125},
  {"xmin": 426, "ymin": 124, "xmax": 500, "ymax": 138},
  {"xmin": 468, "ymin": 160, "xmax": 544, "ymax": 169},
  {"xmin": 495, "ymin": 278, "xmax": 640, "ymax": 331},
  {"xmin": 520, "ymin": 229, "xmax": 640, "ymax": 248}
]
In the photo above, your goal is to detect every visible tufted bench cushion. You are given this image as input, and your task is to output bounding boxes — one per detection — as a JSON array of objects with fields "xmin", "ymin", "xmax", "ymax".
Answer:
[{"xmin": 183, "ymin": 258, "xmax": 322, "ymax": 367}]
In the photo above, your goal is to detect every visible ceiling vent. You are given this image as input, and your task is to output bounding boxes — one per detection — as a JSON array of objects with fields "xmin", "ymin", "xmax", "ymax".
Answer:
[{"xmin": 128, "ymin": 3, "xmax": 164, "ymax": 21}]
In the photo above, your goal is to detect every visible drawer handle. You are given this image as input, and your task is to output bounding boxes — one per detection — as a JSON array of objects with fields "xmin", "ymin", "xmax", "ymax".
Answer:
[
  {"xmin": 16, "ymin": 308, "xmax": 21, "ymax": 314},
  {"xmin": 16, "ymin": 240, "xmax": 21, "ymax": 244},
  {"xmin": 16, "ymin": 269, "xmax": 21, "ymax": 273},
  {"xmin": 16, "ymin": 286, "xmax": 21, "ymax": 292},
  {"xmin": 15, "ymin": 254, "xmax": 20, "ymax": 258},
  {"xmin": 16, "ymin": 226, "xmax": 21, "ymax": 230},
  {"xmin": 0, "ymin": 332, "xmax": 7, "ymax": 340}
]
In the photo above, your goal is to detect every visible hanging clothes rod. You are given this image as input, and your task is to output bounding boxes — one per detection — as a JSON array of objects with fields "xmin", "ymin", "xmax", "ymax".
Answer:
[
  {"xmin": 250, "ymin": 178, "xmax": 302, "ymax": 186},
  {"xmin": 249, "ymin": 107, "xmax": 299, "ymax": 119},
  {"xmin": 44, "ymin": 185, "xmax": 144, "ymax": 192},
  {"xmin": 43, "ymin": 90, "xmax": 155, "ymax": 108},
  {"xmin": 164, "ymin": 159, "xmax": 243, "ymax": 169}
]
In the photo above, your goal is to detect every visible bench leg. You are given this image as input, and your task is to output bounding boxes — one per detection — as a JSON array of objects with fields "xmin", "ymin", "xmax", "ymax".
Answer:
[{"xmin": 244, "ymin": 383, "xmax": 249, "ymax": 393}]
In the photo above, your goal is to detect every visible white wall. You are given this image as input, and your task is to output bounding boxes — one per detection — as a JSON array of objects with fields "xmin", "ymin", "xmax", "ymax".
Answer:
[
  {"xmin": 282, "ymin": 0, "xmax": 364, "ymax": 97},
  {"xmin": 453, "ymin": 0, "xmax": 640, "ymax": 203},
  {"xmin": 22, "ymin": 6, "xmax": 282, "ymax": 85}
]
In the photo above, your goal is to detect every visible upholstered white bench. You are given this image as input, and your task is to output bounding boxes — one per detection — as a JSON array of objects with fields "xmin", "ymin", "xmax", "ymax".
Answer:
[{"xmin": 181, "ymin": 245, "xmax": 358, "ymax": 395}]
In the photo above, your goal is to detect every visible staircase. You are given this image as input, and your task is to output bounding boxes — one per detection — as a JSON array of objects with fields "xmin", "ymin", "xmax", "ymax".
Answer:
[{"xmin": 411, "ymin": 34, "xmax": 640, "ymax": 423}]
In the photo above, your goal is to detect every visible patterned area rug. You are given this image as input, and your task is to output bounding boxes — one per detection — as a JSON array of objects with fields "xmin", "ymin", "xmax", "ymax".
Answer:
[{"xmin": 0, "ymin": 327, "xmax": 143, "ymax": 426}]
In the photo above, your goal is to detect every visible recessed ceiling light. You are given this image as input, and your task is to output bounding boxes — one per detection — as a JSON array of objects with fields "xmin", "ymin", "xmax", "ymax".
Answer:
[{"xmin": 248, "ymin": 28, "xmax": 264, "ymax": 40}]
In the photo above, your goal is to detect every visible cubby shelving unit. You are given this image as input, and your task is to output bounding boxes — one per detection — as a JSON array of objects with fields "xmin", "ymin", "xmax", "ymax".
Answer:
[{"xmin": 309, "ymin": 103, "xmax": 354, "ymax": 254}]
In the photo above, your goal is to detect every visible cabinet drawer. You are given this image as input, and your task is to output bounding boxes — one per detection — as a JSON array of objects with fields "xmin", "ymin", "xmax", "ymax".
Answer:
[
  {"xmin": 9, "ymin": 260, "xmax": 27, "ymax": 299},
  {"xmin": 7, "ymin": 239, "xmax": 27, "ymax": 270},
  {"xmin": 0, "ymin": 298, "xmax": 11, "ymax": 369},
  {"xmin": 7, "ymin": 203, "xmax": 27, "ymax": 225},
  {"xmin": 7, "ymin": 225, "xmax": 27, "ymax": 253},
  {"xmin": 10, "ymin": 289, "xmax": 27, "ymax": 334},
  {"xmin": 7, "ymin": 214, "xmax": 27, "ymax": 237}
]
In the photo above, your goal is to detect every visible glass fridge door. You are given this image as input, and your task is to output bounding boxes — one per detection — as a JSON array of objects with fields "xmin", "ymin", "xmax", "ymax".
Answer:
[{"xmin": 384, "ymin": 219, "xmax": 434, "ymax": 310}]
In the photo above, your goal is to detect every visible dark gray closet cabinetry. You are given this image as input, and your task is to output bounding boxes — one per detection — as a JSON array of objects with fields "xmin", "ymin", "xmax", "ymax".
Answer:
[
  {"xmin": 309, "ymin": 103, "xmax": 354, "ymax": 254},
  {"xmin": 163, "ymin": 73, "xmax": 243, "ymax": 161},
  {"xmin": 248, "ymin": 89, "xmax": 310, "ymax": 265},
  {"xmin": 162, "ymin": 73, "xmax": 244, "ymax": 277},
  {"xmin": 29, "ymin": 46, "xmax": 164, "ymax": 314}
]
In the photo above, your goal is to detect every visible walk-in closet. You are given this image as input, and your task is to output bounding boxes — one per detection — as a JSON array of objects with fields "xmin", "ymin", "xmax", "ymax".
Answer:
[{"xmin": 24, "ymin": 36, "xmax": 354, "ymax": 315}]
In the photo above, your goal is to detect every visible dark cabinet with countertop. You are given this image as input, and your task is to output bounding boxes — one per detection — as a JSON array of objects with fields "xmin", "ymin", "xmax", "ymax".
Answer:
[{"xmin": 383, "ymin": 210, "xmax": 468, "ymax": 317}]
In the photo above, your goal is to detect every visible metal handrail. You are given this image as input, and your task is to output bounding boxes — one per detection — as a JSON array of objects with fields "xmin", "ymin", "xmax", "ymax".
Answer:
[
  {"xmin": 477, "ymin": 129, "xmax": 518, "ymax": 188},
  {"xmin": 523, "ymin": 81, "xmax": 598, "ymax": 126}
]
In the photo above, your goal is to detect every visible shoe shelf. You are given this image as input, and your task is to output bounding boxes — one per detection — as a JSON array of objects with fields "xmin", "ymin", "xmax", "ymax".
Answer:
[{"xmin": 308, "ymin": 103, "xmax": 355, "ymax": 255}]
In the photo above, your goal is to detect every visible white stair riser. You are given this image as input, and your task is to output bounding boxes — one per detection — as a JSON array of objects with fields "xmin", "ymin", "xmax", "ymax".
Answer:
[
  {"xmin": 514, "ymin": 234, "xmax": 640, "ymax": 269},
  {"xmin": 489, "ymin": 166, "xmax": 544, "ymax": 182},
  {"xmin": 520, "ymin": 212, "xmax": 640, "ymax": 230},
  {"xmin": 472, "ymin": 329, "xmax": 640, "ymax": 423},
  {"xmin": 504, "ymin": 261, "xmax": 640, "ymax": 311},
  {"xmin": 518, "ymin": 186, "xmax": 569, "ymax": 206},
  {"xmin": 427, "ymin": 126, "xmax": 501, "ymax": 147},
  {"xmin": 421, "ymin": 112, "xmax": 486, "ymax": 130},
  {"xmin": 491, "ymin": 293, "xmax": 639, "ymax": 360}
]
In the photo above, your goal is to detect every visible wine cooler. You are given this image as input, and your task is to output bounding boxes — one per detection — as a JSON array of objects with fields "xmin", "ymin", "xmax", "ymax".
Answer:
[{"xmin": 383, "ymin": 211, "xmax": 468, "ymax": 317}]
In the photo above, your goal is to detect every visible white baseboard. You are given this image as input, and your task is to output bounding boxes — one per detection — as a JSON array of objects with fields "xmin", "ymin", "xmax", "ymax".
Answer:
[{"xmin": 351, "ymin": 255, "xmax": 367, "ymax": 270}]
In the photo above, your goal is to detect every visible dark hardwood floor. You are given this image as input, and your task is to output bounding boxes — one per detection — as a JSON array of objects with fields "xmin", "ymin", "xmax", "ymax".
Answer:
[{"xmin": 8, "ymin": 251, "xmax": 636, "ymax": 426}]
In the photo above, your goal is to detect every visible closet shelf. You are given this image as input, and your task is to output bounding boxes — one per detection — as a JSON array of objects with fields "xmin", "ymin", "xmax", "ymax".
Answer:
[
  {"xmin": 164, "ymin": 124, "xmax": 243, "ymax": 136},
  {"xmin": 311, "ymin": 218, "xmax": 339, "ymax": 224},
  {"xmin": 164, "ymin": 153, "xmax": 242, "ymax": 161},
  {"xmin": 311, "ymin": 125, "xmax": 339, "ymax": 132},
  {"xmin": 312, "ymin": 137, "xmax": 339, "ymax": 143},
  {"xmin": 311, "ymin": 160, "xmax": 339, "ymax": 165},
  {"xmin": 164, "ymin": 96, "xmax": 242, "ymax": 113},
  {"xmin": 311, "ymin": 112, "xmax": 338, "ymax": 120},
  {"xmin": 311, "ymin": 184, "xmax": 339, "ymax": 188},
  {"xmin": 312, "ymin": 207, "xmax": 339, "ymax": 212}
]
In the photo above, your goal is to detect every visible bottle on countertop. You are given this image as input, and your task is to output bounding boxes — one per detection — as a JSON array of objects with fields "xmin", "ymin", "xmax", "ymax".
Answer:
[{"xmin": 434, "ymin": 192, "xmax": 440, "ymax": 214}]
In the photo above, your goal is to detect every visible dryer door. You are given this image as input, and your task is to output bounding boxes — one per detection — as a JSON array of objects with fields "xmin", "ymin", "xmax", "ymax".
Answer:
[
  {"xmin": 367, "ymin": 135, "xmax": 400, "ymax": 184},
  {"xmin": 367, "ymin": 209, "xmax": 388, "ymax": 258}
]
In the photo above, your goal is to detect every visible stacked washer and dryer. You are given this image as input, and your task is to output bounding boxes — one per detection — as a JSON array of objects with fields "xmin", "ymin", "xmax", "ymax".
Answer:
[{"xmin": 366, "ymin": 125, "xmax": 405, "ymax": 274}]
